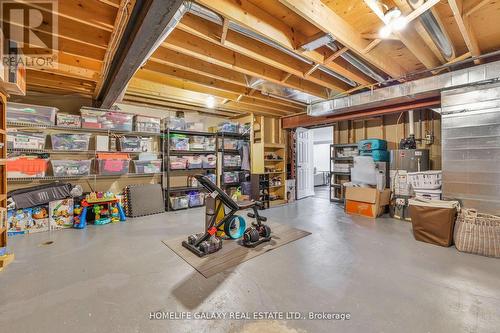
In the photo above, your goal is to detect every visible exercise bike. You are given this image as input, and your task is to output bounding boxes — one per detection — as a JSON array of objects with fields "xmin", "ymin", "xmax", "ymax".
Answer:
[{"xmin": 182, "ymin": 175, "xmax": 272, "ymax": 257}]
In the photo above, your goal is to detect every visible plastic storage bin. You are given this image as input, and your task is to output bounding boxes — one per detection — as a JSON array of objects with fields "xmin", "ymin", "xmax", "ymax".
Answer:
[
  {"xmin": 189, "ymin": 136, "xmax": 207, "ymax": 150},
  {"xmin": 224, "ymin": 155, "xmax": 241, "ymax": 167},
  {"xmin": 358, "ymin": 139, "xmax": 387, "ymax": 151},
  {"xmin": 360, "ymin": 150, "xmax": 390, "ymax": 162},
  {"xmin": 96, "ymin": 153, "xmax": 130, "ymax": 175},
  {"xmin": 56, "ymin": 113, "xmax": 81, "ymax": 128},
  {"xmin": 219, "ymin": 138, "xmax": 239, "ymax": 150},
  {"xmin": 167, "ymin": 116, "xmax": 186, "ymax": 130},
  {"xmin": 132, "ymin": 160, "xmax": 161, "ymax": 174},
  {"xmin": 205, "ymin": 137, "xmax": 216, "ymax": 151},
  {"xmin": 51, "ymin": 133, "xmax": 91, "ymax": 151},
  {"xmin": 185, "ymin": 122, "xmax": 204, "ymax": 131},
  {"xmin": 186, "ymin": 155, "xmax": 203, "ymax": 169},
  {"xmin": 118, "ymin": 136, "xmax": 153, "ymax": 152},
  {"xmin": 223, "ymin": 171, "xmax": 240, "ymax": 184},
  {"xmin": 170, "ymin": 195, "xmax": 189, "ymax": 210},
  {"xmin": 51, "ymin": 160, "xmax": 92, "ymax": 176},
  {"xmin": 134, "ymin": 115, "xmax": 160, "ymax": 133},
  {"xmin": 7, "ymin": 132, "xmax": 46, "ymax": 150},
  {"xmin": 7, "ymin": 157, "xmax": 49, "ymax": 178},
  {"xmin": 7, "ymin": 102, "xmax": 57, "ymax": 125},
  {"xmin": 80, "ymin": 107, "xmax": 133, "ymax": 131},
  {"xmin": 188, "ymin": 192, "xmax": 205, "ymax": 207},
  {"xmin": 169, "ymin": 156, "xmax": 187, "ymax": 170},
  {"xmin": 218, "ymin": 122, "xmax": 239, "ymax": 133},
  {"xmin": 169, "ymin": 134, "xmax": 189, "ymax": 151},
  {"xmin": 407, "ymin": 171, "xmax": 442, "ymax": 190},
  {"xmin": 203, "ymin": 155, "xmax": 216, "ymax": 168}
]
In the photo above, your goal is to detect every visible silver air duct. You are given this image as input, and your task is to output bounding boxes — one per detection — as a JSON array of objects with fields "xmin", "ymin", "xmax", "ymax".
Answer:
[
  {"xmin": 407, "ymin": 0, "xmax": 454, "ymax": 60},
  {"xmin": 309, "ymin": 59, "xmax": 500, "ymax": 116}
]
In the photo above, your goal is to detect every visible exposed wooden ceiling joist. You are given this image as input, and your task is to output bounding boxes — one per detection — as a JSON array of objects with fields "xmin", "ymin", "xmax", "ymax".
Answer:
[
  {"xmin": 162, "ymin": 29, "xmax": 329, "ymax": 98},
  {"xmin": 448, "ymin": 0, "xmax": 482, "ymax": 64},
  {"xmin": 278, "ymin": 0, "xmax": 406, "ymax": 78},
  {"xmin": 177, "ymin": 14, "xmax": 351, "ymax": 93}
]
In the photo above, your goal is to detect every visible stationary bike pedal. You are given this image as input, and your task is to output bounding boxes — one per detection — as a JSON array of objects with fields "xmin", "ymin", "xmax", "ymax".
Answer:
[{"xmin": 247, "ymin": 212, "xmax": 256, "ymax": 218}]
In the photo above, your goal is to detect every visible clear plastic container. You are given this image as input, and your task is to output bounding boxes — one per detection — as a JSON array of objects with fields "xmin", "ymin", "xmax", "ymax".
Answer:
[
  {"xmin": 224, "ymin": 155, "xmax": 241, "ymax": 167},
  {"xmin": 206, "ymin": 173, "xmax": 217, "ymax": 184},
  {"xmin": 51, "ymin": 133, "xmax": 90, "ymax": 151},
  {"xmin": 218, "ymin": 122, "xmax": 239, "ymax": 133},
  {"xmin": 134, "ymin": 115, "xmax": 161, "ymax": 133},
  {"xmin": 7, "ymin": 132, "xmax": 47, "ymax": 150},
  {"xmin": 188, "ymin": 192, "xmax": 205, "ymax": 207},
  {"xmin": 205, "ymin": 137, "xmax": 216, "ymax": 151},
  {"xmin": 51, "ymin": 160, "xmax": 92, "ymax": 176},
  {"xmin": 169, "ymin": 134, "xmax": 189, "ymax": 151},
  {"xmin": 118, "ymin": 136, "xmax": 153, "ymax": 152},
  {"xmin": 96, "ymin": 158, "xmax": 130, "ymax": 175},
  {"xmin": 223, "ymin": 171, "xmax": 240, "ymax": 184},
  {"xmin": 203, "ymin": 155, "xmax": 216, "ymax": 169},
  {"xmin": 170, "ymin": 195, "xmax": 189, "ymax": 210},
  {"xmin": 132, "ymin": 160, "xmax": 161, "ymax": 174},
  {"xmin": 219, "ymin": 138, "xmax": 239, "ymax": 150},
  {"xmin": 80, "ymin": 107, "xmax": 133, "ymax": 131},
  {"xmin": 186, "ymin": 155, "xmax": 203, "ymax": 169},
  {"xmin": 185, "ymin": 122, "xmax": 204, "ymax": 131},
  {"xmin": 169, "ymin": 156, "xmax": 187, "ymax": 170},
  {"xmin": 167, "ymin": 116, "xmax": 186, "ymax": 130},
  {"xmin": 7, "ymin": 157, "xmax": 49, "ymax": 178},
  {"xmin": 7, "ymin": 102, "xmax": 57, "ymax": 125},
  {"xmin": 56, "ymin": 113, "xmax": 81, "ymax": 128},
  {"xmin": 189, "ymin": 136, "xmax": 207, "ymax": 150}
]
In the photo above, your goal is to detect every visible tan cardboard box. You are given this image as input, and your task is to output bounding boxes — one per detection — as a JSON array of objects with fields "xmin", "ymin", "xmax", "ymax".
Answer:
[{"xmin": 345, "ymin": 187, "xmax": 391, "ymax": 218}]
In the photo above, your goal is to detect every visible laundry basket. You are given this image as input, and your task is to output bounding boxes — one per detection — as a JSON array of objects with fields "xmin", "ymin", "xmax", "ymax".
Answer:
[{"xmin": 454, "ymin": 209, "xmax": 500, "ymax": 258}]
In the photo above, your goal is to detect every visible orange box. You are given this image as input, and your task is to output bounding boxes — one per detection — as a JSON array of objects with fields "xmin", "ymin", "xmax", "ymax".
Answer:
[{"xmin": 345, "ymin": 187, "xmax": 391, "ymax": 218}]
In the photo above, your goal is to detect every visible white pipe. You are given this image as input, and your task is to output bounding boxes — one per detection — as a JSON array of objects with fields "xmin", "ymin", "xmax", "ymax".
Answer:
[{"xmin": 408, "ymin": 110, "xmax": 415, "ymax": 136}]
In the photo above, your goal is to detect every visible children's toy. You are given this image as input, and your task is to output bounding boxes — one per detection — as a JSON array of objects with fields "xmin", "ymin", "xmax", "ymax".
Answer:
[
  {"xmin": 73, "ymin": 192, "xmax": 126, "ymax": 228},
  {"xmin": 7, "ymin": 208, "xmax": 33, "ymax": 235},
  {"xmin": 49, "ymin": 198, "xmax": 74, "ymax": 229},
  {"xmin": 182, "ymin": 175, "xmax": 271, "ymax": 257},
  {"xmin": 30, "ymin": 206, "xmax": 50, "ymax": 233}
]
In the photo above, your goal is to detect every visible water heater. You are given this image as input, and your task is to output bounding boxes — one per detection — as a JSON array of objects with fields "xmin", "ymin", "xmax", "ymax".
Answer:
[{"xmin": 390, "ymin": 149, "xmax": 430, "ymax": 172}]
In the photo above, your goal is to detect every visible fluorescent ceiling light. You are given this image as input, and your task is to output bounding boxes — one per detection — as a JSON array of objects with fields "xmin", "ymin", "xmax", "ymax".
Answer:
[{"xmin": 300, "ymin": 34, "xmax": 335, "ymax": 51}]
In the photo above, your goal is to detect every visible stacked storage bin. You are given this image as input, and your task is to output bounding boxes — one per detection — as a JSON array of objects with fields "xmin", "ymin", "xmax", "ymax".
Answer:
[{"xmin": 358, "ymin": 139, "xmax": 390, "ymax": 162}]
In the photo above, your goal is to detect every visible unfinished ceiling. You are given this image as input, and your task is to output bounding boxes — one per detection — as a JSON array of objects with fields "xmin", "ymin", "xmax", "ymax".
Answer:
[{"xmin": 20, "ymin": 0, "xmax": 500, "ymax": 117}]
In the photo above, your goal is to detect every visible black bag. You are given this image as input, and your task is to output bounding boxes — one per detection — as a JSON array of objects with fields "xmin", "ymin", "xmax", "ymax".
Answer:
[{"xmin": 8, "ymin": 182, "xmax": 72, "ymax": 209}]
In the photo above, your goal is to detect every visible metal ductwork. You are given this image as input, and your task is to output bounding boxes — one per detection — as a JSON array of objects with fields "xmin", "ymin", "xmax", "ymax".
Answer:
[
  {"xmin": 308, "ymin": 59, "xmax": 500, "ymax": 116},
  {"xmin": 407, "ymin": 0, "xmax": 454, "ymax": 60},
  {"xmin": 247, "ymin": 77, "xmax": 322, "ymax": 103}
]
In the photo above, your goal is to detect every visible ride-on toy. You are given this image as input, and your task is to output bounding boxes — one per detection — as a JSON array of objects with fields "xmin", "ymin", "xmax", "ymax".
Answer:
[{"xmin": 182, "ymin": 175, "xmax": 272, "ymax": 257}]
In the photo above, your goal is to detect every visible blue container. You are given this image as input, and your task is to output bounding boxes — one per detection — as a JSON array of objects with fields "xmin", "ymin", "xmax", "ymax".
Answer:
[
  {"xmin": 360, "ymin": 150, "xmax": 390, "ymax": 162},
  {"xmin": 0, "ymin": 247, "xmax": 6, "ymax": 256},
  {"xmin": 358, "ymin": 139, "xmax": 387, "ymax": 152}
]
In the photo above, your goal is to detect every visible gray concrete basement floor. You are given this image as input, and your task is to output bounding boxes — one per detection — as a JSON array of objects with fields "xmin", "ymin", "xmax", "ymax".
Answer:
[{"xmin": 1, "ymin": 193, "xmax": 500, "ymax": 333}]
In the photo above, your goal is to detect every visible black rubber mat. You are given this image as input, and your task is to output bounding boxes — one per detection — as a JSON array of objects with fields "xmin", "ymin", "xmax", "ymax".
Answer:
[{"xmin": 163, "ymin": 222, "xmax": 311, "ymax": 278}]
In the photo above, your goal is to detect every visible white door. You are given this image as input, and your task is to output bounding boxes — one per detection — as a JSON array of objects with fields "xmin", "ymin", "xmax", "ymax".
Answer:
[{"xmin": 296, "ymin": 127, "xmax": 314, "ymax": 199}]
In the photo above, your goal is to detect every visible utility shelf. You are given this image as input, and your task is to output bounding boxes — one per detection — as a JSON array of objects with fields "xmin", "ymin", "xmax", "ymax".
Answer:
[
  {"xmin": 169, "ymin": 150, "xmax": 216, "ymax": 156},
  {"xmin": 7, "ymin": 148, "xmax": 162, "ymax": 155},
  {"xmin": 218, "ymin": 149, "xmax": 239, "ymax": 154},
  {"xmin": 169, "ymin": 186, "xmax": 205, "ymax": 192},
  {"xmin": 7, "ymin": 173, "xmax": 163, "ymax": 182},
  {"xmin": 168, "ymin": 168, "xmax": 215, "ymax": 172},
  {"xmin": 7, "ymin": 122, "xmax": 161, "ymax": 137},
  {"xmin": 166, "ymin": 130, "xmax": 216, "ymax": 136}
]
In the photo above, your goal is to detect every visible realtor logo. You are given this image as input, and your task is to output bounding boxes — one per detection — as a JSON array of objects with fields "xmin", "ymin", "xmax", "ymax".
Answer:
[{"xmin": 0, "ymin": 0, "xmax": 58, "ymax": 68}]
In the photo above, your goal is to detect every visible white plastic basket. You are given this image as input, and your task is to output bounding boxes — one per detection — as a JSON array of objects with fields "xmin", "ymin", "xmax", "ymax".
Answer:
[{"xmin": 407, "ymin": 171, "xmax": 442, "ymax": 190}]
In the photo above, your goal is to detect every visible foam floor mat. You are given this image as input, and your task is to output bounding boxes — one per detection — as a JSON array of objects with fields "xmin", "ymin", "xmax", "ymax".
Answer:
[{"xmin": 162, "ymin": 222, "xmax": 311, "ymax": 278}]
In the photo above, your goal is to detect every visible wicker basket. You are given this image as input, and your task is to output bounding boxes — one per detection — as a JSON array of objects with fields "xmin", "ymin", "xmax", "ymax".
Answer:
[{"xmin": 454, "ymin": 209, "xmax": 500, "ymax": 258}]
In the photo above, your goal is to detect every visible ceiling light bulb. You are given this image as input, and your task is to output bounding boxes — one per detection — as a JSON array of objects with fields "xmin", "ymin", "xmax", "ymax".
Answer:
[
  {"xmin": 206, "ymin": 96, "xmax": 216, "ymax": 108},
  {"xmin": 392, "ymin": 16, "xmax": 407, "ymax": 31},
  {"xmin": 385, "ymin": 8, "xmax": 401, "ymax": 20},
  {"xmin": 379, "ymin": 25, "xmax": 392, "ymax": 39}
]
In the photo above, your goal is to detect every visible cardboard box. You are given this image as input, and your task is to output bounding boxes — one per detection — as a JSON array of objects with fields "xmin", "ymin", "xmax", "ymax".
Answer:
[
  {"xmin": 345, "ymin": 187, "xmax": 391, "ymax": 218},
  {"xmin": 49, "ymin": 199, "xmax": 74, "ymax": 230},
  {"xmin": 30, "ymin": 205, "xmax": 50, "ymax": 233}
]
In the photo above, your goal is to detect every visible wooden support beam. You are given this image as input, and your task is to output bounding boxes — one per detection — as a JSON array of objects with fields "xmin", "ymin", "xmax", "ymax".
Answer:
[
  {"xmin": 363, "ymin": 39, "xmax": 381, "ymax": 54},
  {"xmin": 405, "ymin": 0, "xmax": 442, "ymax": 23},
  {"xmin": 363, "ymin": 0, "xmax": 441, "ymax": 69},
  {"xmin": 163, "ymin": 30, "xmax": 329, "ymax": 98},
  {"xmin": 279, "ymin": 0, "xmax": 405, "ymax": 78},
  {"xmin": 361, "ymin": 33, "xmax": 398, "ymax": 41},
  {"xmin": 448, "ymin": 0, "xmax": 481, "ymax": 64},
  {"xmin": 304, "ymin": 64, "xmax": 320, "ymax": 77},
  {"xmin": 177, "ymin": 15, "xmax": 350, "ymax": 92},
  {"xmin": 281, "ymin": 73, "xmax": 293, "ymax": 83},
  {"xmin": 97, "ymin": 0, "xmax": 185, "ymax": 108},
  {"xmin": 221, "ymin": 18, "xmax": 230, "ymax": 44},
  {"xmin": 465, "ymin": 0, "xmax": 490, "ymax": 16},
  {"xmin": 196, "ymin": 0, "xmax": 372, "ymax": 86},
  {"xmin": 324, "ymin": 47, "xmax": 347, "ymax": 64}
]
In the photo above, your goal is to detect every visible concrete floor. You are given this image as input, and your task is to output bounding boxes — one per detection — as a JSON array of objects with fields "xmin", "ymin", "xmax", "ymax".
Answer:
[{"xmin": 1, "ymin": 194, "xmax": 500, "ymax": 333}]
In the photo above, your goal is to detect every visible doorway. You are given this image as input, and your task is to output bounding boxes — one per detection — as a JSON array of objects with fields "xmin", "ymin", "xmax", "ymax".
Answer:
[{"xmin": 311, "ymin": 126, "xmax": 334, "ymax": 199}]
